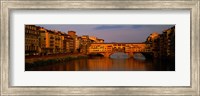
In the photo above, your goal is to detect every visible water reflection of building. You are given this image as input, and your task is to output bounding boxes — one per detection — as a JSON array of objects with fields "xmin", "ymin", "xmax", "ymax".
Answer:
[
  {"xmin": 87, "ymin": 58, "xmax": 113, "ymax": 71},
  {"xmin": 28, "ymin": 57, "xmax": 172, "ymax": 71},
  {"xmin": 87, "ymin": 58, "xmax": 154, "ymax": 71}
]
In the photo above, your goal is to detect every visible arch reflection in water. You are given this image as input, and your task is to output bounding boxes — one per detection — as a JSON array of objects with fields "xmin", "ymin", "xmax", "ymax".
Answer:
[
  {"xmin": 133, "ymin": 53, "xmax": 146, "ymax": 60},
  {"xmin": 110, "ymin": 52, "xmax": 129, "ymax": 59}
]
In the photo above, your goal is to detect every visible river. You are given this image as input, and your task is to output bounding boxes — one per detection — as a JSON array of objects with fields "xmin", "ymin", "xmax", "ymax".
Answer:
[{"xmin": 27, "ymin": 57, "xmax": 175, "ymax": 71}]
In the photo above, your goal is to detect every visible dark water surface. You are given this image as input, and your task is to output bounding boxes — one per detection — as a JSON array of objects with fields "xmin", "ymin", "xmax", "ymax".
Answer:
[{"xmin": 27, "ymin": 57, "xmax": 175, "ymax": 71}]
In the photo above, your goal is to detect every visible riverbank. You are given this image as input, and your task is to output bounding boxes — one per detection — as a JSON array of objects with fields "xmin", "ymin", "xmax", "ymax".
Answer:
[
  {"xmin": 25, "ymin": 53, "xmax": 87, "ymax": 63},
  {"xmin": 25, "ymin": 54, "xmax": 88, "ymax": 70}
]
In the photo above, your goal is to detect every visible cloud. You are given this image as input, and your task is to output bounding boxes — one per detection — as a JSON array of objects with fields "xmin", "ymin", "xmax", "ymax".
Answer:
[
  {"xmin": 131, "ymin": 25, "xmax": 144, "ymax": 29},
  {"xmin": 94, "ymin": 25, "xmax": 146, "ymax": 30},
  {"xmin": 94, "ymin": 25, "xmax": 125, "ymax": 30}
]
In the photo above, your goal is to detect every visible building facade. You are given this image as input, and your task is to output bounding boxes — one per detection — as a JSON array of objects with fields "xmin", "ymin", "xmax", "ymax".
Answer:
[
  {"xmin": 25, "ymin": 25, "xmax": 40, "ymax": 55},
  {"xmin": 88, "ymin": 43, "xmax": 150, "ymax": 53},
  {"xmin": 146, "ymin": 26, "xmax": 175, "ymax": 60}
]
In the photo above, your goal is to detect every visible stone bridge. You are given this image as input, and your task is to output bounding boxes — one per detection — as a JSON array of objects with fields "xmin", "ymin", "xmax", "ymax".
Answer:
[{"xmin": 88, "ymin": 43, "xmax": 152, "ymax": 58}]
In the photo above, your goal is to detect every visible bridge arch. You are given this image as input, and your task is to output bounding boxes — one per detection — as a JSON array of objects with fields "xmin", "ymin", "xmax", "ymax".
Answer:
[
  {"xmin": 133, "ymin": 53, "xmax": 146, "ymax": 60},
  {"xmin": 133, "ymin": 52, "xmax": 154, "ymax": 59},
  {"xmin": 99, "ymin": 52, "xmax": 134, "ymax": 58},
  {"xmin": 87, "ymin": 53, "xmax": 104, "ymax": 57},
  {"xmin": 88, "ymin": 43, "xmax": 153, "ymax": 58},
  {"xmin": 88, "ymin": 52, "xmax": 153, "ymax": 59},
  {"xmin": 110, "ymin": 52, "xmax": 129, "ymax": 59}
]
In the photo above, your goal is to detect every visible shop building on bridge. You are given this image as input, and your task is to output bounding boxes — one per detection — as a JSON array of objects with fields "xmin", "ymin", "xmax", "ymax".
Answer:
[{"xmin": 88, "ymin": 43, "xmax": 152, "ymax": 57}]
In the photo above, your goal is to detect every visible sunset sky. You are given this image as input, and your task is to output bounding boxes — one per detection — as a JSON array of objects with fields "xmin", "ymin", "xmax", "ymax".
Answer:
[{"xmin": 36, "ymin": 24, "xmax": 174, "ymax": 43}]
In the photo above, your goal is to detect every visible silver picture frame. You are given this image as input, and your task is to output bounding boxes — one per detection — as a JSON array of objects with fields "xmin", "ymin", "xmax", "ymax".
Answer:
[{"xmin": 1, "ymin": 0, "xmax": 199, "ymax": 95}]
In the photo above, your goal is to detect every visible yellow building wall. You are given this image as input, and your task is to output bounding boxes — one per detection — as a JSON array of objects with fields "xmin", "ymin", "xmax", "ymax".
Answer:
[
  {"xmin": 89, "ymin": 44, "xmax": 113, "ymax": 53},
  {"xmin": 89, "ymin": 43, "xmax": 147, "ymax": 53},
  {"xmin": 45, "ymin": 32, "xmax": 49, "ymax": 48}
]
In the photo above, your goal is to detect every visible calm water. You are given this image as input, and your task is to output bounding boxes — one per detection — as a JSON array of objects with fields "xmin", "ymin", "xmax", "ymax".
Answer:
[{"xmin": 27, "ymin": 57, "xmax": 175, "ymax": 71}]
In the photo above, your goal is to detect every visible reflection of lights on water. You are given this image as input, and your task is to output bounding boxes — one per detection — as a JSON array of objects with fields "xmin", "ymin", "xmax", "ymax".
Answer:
[
  {"xmin": 87, "ymin": 57, "xmax": 147, "ymax": 71},
  {"xmin": 27, "ymin": 57, "xmax": 174, "ymax": 71}
]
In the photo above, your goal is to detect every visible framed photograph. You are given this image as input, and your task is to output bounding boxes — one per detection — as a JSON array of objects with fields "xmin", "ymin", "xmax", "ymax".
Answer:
[
  {"xmin": 1, "ymin": 0, "xmax": 199, "ymax": 95},
  {"xmin": 25, "ymin": 24, "xmax": 175, "ymax": 71}
]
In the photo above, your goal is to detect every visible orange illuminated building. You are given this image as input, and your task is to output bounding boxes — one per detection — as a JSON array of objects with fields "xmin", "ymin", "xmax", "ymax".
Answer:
[{"xmin": 25, "ymin": 25, "xmax": 40, "ymax": 55}]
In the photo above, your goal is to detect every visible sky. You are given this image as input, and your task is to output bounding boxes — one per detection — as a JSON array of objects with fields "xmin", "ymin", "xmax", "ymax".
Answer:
[{"xmin": 36, "ymin": 24, "xmax": 174, "ymax": 43}]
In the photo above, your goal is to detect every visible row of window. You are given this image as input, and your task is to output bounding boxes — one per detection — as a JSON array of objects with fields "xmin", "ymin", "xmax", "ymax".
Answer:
[
  {"xmin": 90, "ymin": 49, "xmax": 112, "ymax": 51},
  {"xmin": 125, "ymin": 50, "xmax": 146, "ymax": 52},
  {"xmin": 25, "ymin": 46, "xmax": 38, "ymax": 50},
  {"xmin": 91, "ymin": 50, "xmax": 105, "ymax": 52},
  {"xmin": 25, "ymin": 30, "xmax": 39, "ymax": 34},
  {"xmin": 26, "ymin": 35, "xmax": 38, "ymax": 39},
  {"xmin": 25, "ymin": 39, "xmax": 38, "ymax": 44},
  {"xmin": 25, "ymin": 26, "xmax": 37, "ymax": 30},
  {"xmin": 113, "ymin": 44, "xmax": 126, "ymax": 46},
  {"xmin": 89, "ymin": 49, "xmax": 150, "ymax": 52}
]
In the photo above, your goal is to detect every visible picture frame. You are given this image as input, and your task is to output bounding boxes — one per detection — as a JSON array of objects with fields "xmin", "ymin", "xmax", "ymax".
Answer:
[{"xmin": 1, "ymin": 0, "xmax": 199, "ymax": 95}]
